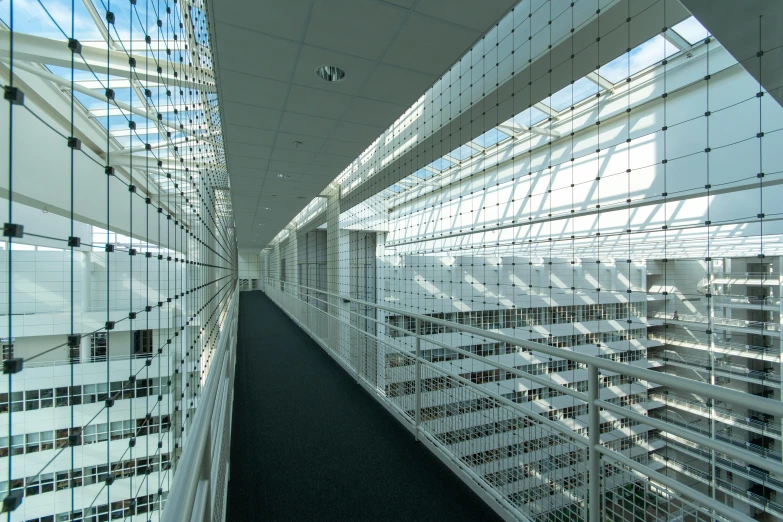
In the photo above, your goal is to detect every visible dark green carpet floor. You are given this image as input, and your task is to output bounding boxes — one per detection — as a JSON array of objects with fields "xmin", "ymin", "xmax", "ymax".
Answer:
[{"xmin": 225, "ymin": 291, "xmax": 501, "ymax": 522}]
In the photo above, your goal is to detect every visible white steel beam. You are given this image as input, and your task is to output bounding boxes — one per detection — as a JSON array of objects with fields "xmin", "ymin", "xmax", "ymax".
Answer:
[
  {"xmin": 585, "ymin": 72, "xmax": 615, "ymax": 93},
  {"xmin": 664, "ymin": 29, "xmax": 693, "ymax": 54},
  {"xmin": 112, "ymin": 136, "xmax": 197, "ymax": 155},
  {"xmin": 497, "ymin": 123, "xmax": 520, "ymax": 135},
  {"xmin": 534, "ymin": 102, "xmax": 558, "ymax": 119},
  {"xmin": 0, "ymin": 32, "xmax": 214, "ymax": 92},
  {"xmin": 500, "ymin": 122, "xmax": 560, "ymax": 139},
  {"xmin": 525, "ymin": 125, "xmax": 560, "ymax": 138},
  {"xmin": 9, "ymin": 60, "xmax": 221, "ymax": 146},
  {"xmin": 90, "ymin": 103, "xmax": 190, "ymax": 117}
]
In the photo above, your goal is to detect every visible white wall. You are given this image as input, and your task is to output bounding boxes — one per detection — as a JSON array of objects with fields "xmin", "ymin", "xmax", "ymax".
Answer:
[{"xmin": 238, "ymin": 250, "xmax": 259, "ymax": 285}]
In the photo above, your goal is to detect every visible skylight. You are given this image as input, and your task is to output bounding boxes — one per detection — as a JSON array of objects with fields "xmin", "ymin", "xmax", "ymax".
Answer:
[
  {"xmin": 599, "ymin": 35, "xmax": 679, "ymax": 84},
  {"xmin": 473, "ymin": 128, "xmax": 510, "ymax": 148},
  {"xmin": 447, "ymin": 145, "xmax": 475, "ymax": 162},
  {"xmin": 548, "ymin": 76, "xmax": 600, "ymax": 112},
  {"xmin": 429, "ymin": 158, "xmax": 453, "ymax": 171},
  {"xmin": 0, "ymin": 0, "xmax": 101, "ymax": 40},
  {"xmin": 506, "ymin": 107, "xmax": 548, "ymax": 129},
  {"xmin": 672, "ymin": 17, "xmax": 710, "ymax": 45}
]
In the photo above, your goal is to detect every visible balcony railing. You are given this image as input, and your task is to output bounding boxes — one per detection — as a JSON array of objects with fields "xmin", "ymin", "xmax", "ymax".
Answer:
[
  {"xmin": 263, "ymin": 277, "xmax": 783, "ymax": 522},
  {"xmin": 648, "ymin": 392, "xmax": 781, "ymax": 437},
  {"xmin": 658, "ymin": 433, "xmax": 783, "ymax": 492},
  {"xmin": 649, "ymin": 412, "xmax": 782, "ymax": 460},
  {"xmin": 649, "ymin": 350, "xmax": 781, "ymax": 385},
  {"xmin": 647, "ymin": 332, "xmax": 778, "ymax": 359},
  {"xmin": 649, "ymin": 311, "xmax": 780, "ymax": 332},
  {"xmin": 712, "ymin": 295, "xmax": 781, "ymax": 307}
]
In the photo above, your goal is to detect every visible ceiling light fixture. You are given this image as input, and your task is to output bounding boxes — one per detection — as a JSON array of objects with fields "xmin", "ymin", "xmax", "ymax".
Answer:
[
  {"xmin": 277, "ymin": 174, "xmax": 288, "ymax": 178},
  {"xmin": 315, "ymin": 65, "xmax": 347, "ymax": 83},
  {"xmin": 264, "ymin": 207, "xmax": 272, "ymax": 210}
]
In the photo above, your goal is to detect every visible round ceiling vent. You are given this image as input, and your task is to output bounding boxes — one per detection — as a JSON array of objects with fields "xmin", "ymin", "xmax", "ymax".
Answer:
[{"xmin": 315, "ymin": 65, "xmax": 347, "ymax": 83}]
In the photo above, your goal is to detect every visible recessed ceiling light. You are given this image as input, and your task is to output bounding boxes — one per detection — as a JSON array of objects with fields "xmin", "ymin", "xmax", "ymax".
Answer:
[
  {"xmin": 277, "ymin": 174, "xmax": 288, "ymax": 178},
  {"xmin": 315, "ymin": 65, "xmax": 347, "ymax": 83},
  {"xmin": 264, "ymin": 207, "xmax": 272, "ymax": 210}
]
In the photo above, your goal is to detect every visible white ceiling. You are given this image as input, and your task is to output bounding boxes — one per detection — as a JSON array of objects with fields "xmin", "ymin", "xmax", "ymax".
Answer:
[
  {"xmin": 680, "ymin": 0, "xmax": 783, "ymax": 107},
  {"xmin": 208, "ymin": 0, "xmax": 519, "ymax": 248}
]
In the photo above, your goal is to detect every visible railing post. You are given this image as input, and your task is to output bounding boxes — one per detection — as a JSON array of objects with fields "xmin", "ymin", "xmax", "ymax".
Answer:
[
  {"xmin": 588, "ymin": 364, "xmax": 600, "ymax": 522},
  {"xmin": 415, "ymin": 317, "xmax": 421, "ymax": 442}
]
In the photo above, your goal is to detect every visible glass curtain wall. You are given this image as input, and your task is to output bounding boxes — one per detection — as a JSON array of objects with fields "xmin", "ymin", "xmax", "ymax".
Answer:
[
  {"xmin": 263, "ymin": 1, "xmax": 783, "ymax": 521},
  {"xmin": 0, "ymin": 0, "xmax": 236, "ymax": 520}
]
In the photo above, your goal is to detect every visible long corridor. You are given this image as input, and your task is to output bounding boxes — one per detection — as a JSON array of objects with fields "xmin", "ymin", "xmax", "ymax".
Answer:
[{"xmin": 226, "ymin": 291, "xmax": 500, "ymax": 521}]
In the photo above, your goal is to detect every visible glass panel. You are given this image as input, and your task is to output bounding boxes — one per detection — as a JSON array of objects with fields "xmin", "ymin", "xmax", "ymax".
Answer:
[
  {"xmin": 600, "ymin": 35, "xmax": 679, "ymax": 83},
  {"xmin": 548, "ymin": 76, "xmax": 600, "ymax": 112},
  {"xmin": 672, "ymin": 16, "xmax": 711, "ymax": 44}
]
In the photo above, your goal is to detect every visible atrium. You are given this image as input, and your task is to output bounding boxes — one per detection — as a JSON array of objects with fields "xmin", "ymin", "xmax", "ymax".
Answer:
[{"xmin": 1, "ymin": 0, "xmax": 783, "ymax": 521}]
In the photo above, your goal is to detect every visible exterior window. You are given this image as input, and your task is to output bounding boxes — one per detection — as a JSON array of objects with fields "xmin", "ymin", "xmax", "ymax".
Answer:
[
  {"xmin": 91, "ymin": 332, "xmax": 107, "ymax": 361},
  {"xmin": 133, "ymin": 329, "xmax": 154, "ymax": 356}
]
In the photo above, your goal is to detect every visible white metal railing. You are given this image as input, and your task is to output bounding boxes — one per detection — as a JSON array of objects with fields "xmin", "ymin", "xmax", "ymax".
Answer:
[
  {"xmin": 160, "ymin": 284, "xmax": 238, "ymax": 522},
  {"xmin": 647, "ymin": 332, "xmax": 778, "ymax": 358},
  {"xmin": 715, "ymin": 271, "xmax": 781, "ymax": 280},
  {"xmin": 712, "ymin": 295, "xmax": 781, "ymax": 307},
  {"xmin": 649, "ymin": 392, "xmax": 781, "ymax": 437},
  {"xmin": 649, "ymin": 412, "xmax": 782, "ymax": 460},
  {"xmin": 263, "ymin": 277, "xmax": 783, "ymax": 522},
  {"xmin": 658, "ymin": 432, "xmax": 783, "ymax": 491},
  {"xmin": 650, "ymin": 311, "xmax": 781, "ymax": 332},
  {"xmin": 23, "ymin": 352, "xmax": 159, "ymax": 368},
  {"xmin": 650, "ymin": 350, "xmax": 781, "ymax": 385}
]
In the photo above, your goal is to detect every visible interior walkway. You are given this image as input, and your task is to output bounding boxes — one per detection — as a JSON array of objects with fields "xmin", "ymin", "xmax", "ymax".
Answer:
[{"xmin": 226, "ymin": 291, "xmax": 500, "ymax": 521}]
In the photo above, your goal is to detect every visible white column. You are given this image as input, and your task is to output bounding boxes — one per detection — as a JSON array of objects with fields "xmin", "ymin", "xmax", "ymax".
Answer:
[
  {"xmin": 80, "ymin": 251, "xmax": 92, "ymax": 312},
  {"xmin": 326, "ymin": 184, "xmax": 350, "ymax": 357},
  {"xmin": 80, "ymin": 334, "xmax": 91, "ymax": 363},
  {"xmin": 287, "ymin": 226, "xmax": 299, "ymax": 317},
  {"xmin": 375, "ymin": 232, "xmax": 386, "ymax": 393},
  {"xmin": 608, "ymin": 264, "xmax": 617, "ymax": 292}
]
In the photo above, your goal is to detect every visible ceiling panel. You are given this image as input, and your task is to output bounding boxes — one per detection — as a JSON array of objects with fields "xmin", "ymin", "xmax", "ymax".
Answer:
[
  {"xmin": 224, "ymin": 125, "xmax": 277, "ymax": 147},
  {"xmin": 342, "ymin": 97, "xmax": 408, "ymax": 126},
  {"xmin": 218, "ymin": 70, "xmax": 290, "ymax": 110},
  {"xmin": 222, "ymin": 102, "xmax": 282, "ymax": 130},
  {"xmin": 210, "ymin": 0, "xmax": 518, "ymax": 247},
  {"xmin": 305, "ymin": 0, "xmax": 407, "ymax": 61},
  {"xmin": 383, "ymin": 14, "xmax": 481, "ymax": 73},
  {"xmin": 215, "ymin": 25, "xmax": 300, "ymax": 81},
  {"xmin": 284, "ymin": 85, "xmax": 354, "ymax": 119},
  {"xmin": 358, "ymin": 64, "xmax": 437, "ymax": 106},
  {"xmin": 414, "ymin": 0, "xmax": 521, "ymax": 32},
  {"xmin": 213, "ymin": 0, "xmax": 311, "ymax": 39}
]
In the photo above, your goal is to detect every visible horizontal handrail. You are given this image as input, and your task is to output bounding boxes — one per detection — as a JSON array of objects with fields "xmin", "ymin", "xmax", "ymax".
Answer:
[
  {"xmin": 650, "ymin": 350, "xmax": 781, "ymax": 383},
  {"xmin": 647, "ymin": 333, "xmax": 778, "ymax": 356},
  {"xmin": 24, "ymin": 352, "xmax": 163, "ymax": 368},
  {"xmin": 649, "ymin": 392, "xmax": 781, "ymax": 435},
  {"xmin": 649, "ymin": 311, "xmax": 781, "ymax": 331},
  {"xmin": 265, "ymin": 277, "xmax": 783, "ymax": 522},
  {"xmin": 711, "ymin": 295, "xmax": 781, "ymax": 306},
  {"xmin": 160, "ymin": 284, "xmax": 238, "ymax": 522},
  {"xmin": 275, "ymin": 278, "xmax": 783, "ymax": 419}
]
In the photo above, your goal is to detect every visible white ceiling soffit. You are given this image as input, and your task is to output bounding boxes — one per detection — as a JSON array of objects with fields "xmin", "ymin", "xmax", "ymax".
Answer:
[
  {"xmin": 679, "ymin": 0, "xmax": 783, "ymax": 107},
  {"xmin": 208, "ymin": 0, "xmax": 520, "ymax": 248}
]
